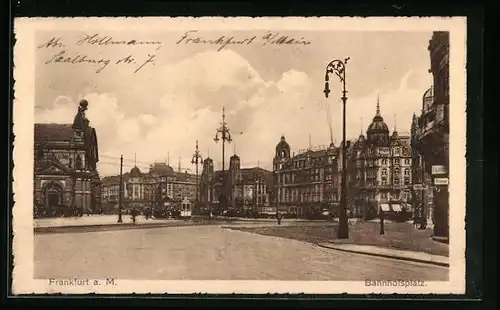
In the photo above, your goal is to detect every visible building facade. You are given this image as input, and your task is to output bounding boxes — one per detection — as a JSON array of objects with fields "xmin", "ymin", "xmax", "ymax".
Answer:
[
  {"xmin": 411, "ymin": 31, "xmax": 450, "ymax": 239},
  {"xmin": 100, "ymin": 162, "xmax": 197, "ymax": 213},
  {"xmin": 34, "ymin": 100, "xmax": 101, "ymax": 217},
  {"xmin": 273, "ymin": 135, "xmax": 341, "ymax": 218},
  {"xmin": 199, "ymin": 154, "xmax": 272, "ymax": 215},
  {"xmin": 346, "ymin": 98, "xmax": 413, "ymax": 218}
]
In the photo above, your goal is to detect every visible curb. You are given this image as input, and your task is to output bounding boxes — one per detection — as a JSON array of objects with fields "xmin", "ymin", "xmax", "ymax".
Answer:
[
  {"xmin": 317, "ymin": 243, "xmax": 449, "ymax": 268},
  {"xmin": 432, "ymin": 236, "xmax": 449, "ymax": 244},
  {"xmin": 34, "ymin": 221, "xmax": 214, "ymax": 234}
]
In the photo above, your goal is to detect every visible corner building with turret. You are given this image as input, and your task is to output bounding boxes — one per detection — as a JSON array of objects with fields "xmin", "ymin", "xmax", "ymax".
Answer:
[{"xmin": 348, "ymin": 97, "xmax": 413, "ymax": 217}]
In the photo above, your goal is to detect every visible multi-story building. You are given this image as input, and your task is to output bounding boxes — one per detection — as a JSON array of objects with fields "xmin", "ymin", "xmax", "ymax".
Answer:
[
  {"xmin": 34, "ymin": 100, "xmax": 101, "ymax": 217},
  {"xmin": 199, "ymin": 154, "xmax": 272, "ymax": 215},
  {"xmin": 100, "ymin": 162, "xmax": 197, "ymax": 212},
  {"xmin": 348, "ymin": 98, "xmax": 413, "ymax": 217},
  {"xmin": 273, "ymin": 135, "xmax": 341, "ymax": 218},
  {"xmin": 411, "ymin": 31, "xmax": 450, "ymax": 239}
]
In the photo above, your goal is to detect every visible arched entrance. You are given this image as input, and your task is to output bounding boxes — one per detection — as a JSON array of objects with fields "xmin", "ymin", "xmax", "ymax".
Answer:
[{"xmin": 44, "ymin": 182, "xmax": 64, "ymax": 216}]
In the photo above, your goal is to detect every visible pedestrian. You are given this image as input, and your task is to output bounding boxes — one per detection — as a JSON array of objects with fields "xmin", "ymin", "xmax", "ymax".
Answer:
[
  {"xmin": 131, "ymin": 207, "xmax": 138, "ymax": 224},
  {"xmin": 277, "ymin": 212, "xmax": 282, "ymax": 225},
  {"xmin": 417, "ymin": 205, "xmax": 427, "ymax": 230}
]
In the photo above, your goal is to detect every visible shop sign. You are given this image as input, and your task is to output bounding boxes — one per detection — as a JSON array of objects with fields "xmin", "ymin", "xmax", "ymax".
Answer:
[
  {"xmin": 434, "ymin": 178, "xmax": 449, "ymax": 185},
  {"xmin": 431, "ymin": 165, "xmax": 447, "ymax": 175}
]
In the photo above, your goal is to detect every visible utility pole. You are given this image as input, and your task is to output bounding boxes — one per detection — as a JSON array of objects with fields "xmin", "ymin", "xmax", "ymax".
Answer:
[
  {"xmin": 253, "ymin": 175, "xmax": 258, "ymax": 217},
  {"xmin": 118, "ymin": 154, "xmax": 123, "ymax": 223}
]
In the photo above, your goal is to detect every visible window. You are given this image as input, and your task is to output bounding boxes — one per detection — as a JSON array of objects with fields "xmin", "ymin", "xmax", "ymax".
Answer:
[
  {"xmin": 382, "ymin": 179, "xmax": 388, "ymax": 186},
  {"xmin": 394, "ymin": 178, "xmax": 400, "ymax": 186},
  {"xmin": 404, "ymin": 169, "xmax": 410, "ymax": 176},
  {"xmin": 381, "ymin": 169, "xmax": 388, "ymax": 176},
  {"xmin": 394, "ymin": 147, "xmax": 400, "ymax": 156},
  {"xmin": 382, "ymin": 159, "xmax": 387, "ymax": 165},
  {"xmin": 381, "ymin": 192, "xmax": 387, "ymax": 199},
  {"xmin": 404, "ymin": 159, "xmax": 410, "ymax": 165}
]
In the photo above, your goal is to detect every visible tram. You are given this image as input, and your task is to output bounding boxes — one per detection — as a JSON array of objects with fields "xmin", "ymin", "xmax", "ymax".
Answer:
[{"xmin": 179, "ymin": 197, "xmax": 192, "ymax": 219}]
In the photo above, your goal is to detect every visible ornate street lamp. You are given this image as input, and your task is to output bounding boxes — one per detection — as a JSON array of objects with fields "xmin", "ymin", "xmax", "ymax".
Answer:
[
  {"xmin": 191, "ymin": 140, "xmax": 203, "ymax": 210},
  {"xmin": 214, "ymin": 107, "xmax": 232, "ymax": 211},
  {"xmin": 324, "ymin": 57, "xmax": 350, "ymax": 239}
]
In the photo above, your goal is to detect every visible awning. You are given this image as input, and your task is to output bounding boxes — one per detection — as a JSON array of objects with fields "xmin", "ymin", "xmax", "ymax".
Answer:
[
  {"xmin": 391, "ymin": 204, "xmax": 402, "ymax": 212},
  {"xmin": 380, "ymin": 204, "xmax": 390, "ymax": 212}
]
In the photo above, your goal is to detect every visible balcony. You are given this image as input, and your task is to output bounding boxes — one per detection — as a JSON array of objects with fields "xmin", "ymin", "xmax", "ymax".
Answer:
[{"xmin": 377, "ymin": 183, "xmax": 392, "ymax": 189}]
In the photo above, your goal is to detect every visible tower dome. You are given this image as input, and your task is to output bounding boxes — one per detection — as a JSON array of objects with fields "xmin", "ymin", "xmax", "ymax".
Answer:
[
  {"xmin": 275, "ymin": 135, "xmax": 290, "ymax": 158},
  {"xmin": 130, "ymin": 166, "xmax": 142, "ymax": 177},
  {"xmin": 366, "ymin": 95, "xmax": 390, "ymax": 146}
]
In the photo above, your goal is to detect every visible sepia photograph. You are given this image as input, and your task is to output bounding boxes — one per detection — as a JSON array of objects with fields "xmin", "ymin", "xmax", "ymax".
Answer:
[{"xmin": 12, "ymin": 17, "xmax": 466, "ymax": 295}]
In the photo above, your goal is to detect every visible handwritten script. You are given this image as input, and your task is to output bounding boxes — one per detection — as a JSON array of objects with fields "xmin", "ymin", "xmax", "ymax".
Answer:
[
  {"xmin": 175, "ymin": 30, "xmax": 312, "ymax": 51},
  {"xmin": 38, "ymin": 31, "xmax": 311, "ymax": 73},
  {"xmin": 38, "ymin": 34, "xmax": 162, "ymax": 74}
]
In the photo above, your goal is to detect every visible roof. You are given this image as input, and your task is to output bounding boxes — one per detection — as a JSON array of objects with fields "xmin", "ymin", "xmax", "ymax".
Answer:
[
  {"xmin": 100, "ymin": 173, "xmax": 130, "ymax": 185},
  {"xmin": 34, "ymin": 123, "xmax": 75, "ymax": 143},
  {"xmin": 276, "ymin": 136, "xmax": 290, "ymax": 151},
  {"xmin": 171, "ymin": 171, "xmax": 197, "ymax": 182},
  {"xmin": 367, "ymin": 117, "xmax": 389, "ymax": 133},
  {"xmin": 130, "ymin": 166, "xmax": 142, "ymax": 177},
  {"xmin": 295, "ymin": 149, "xmax": 328, "ymax": 159},
  {"xmin": 149, "ymin": 163, "xmax": 175, "ymax": 175}
]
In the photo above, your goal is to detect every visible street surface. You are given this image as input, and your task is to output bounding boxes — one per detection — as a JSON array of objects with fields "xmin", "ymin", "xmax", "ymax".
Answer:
[{"xmin": 35, "ymin": 225, "xmax": 448, "ymax": 281}]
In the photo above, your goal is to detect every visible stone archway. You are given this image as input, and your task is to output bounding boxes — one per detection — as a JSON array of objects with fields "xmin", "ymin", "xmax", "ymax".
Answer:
[{"xmin": 43, "ymin": 181, "xmax": 64, "ymax": 216}]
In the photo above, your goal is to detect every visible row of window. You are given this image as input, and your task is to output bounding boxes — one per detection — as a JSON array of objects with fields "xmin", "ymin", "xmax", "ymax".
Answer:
[
  {"xmin": 381, "ymin": 168, "xmax": 411, "ymax": 176},
  {"xmin": 359, "ymin": 191, "xmax": 410, "ymax": 200},
  {"xmin": 365, "ymin": 146, "xmax": 411, "ymax": 157},
  {"xmin": 380, "ymin": 178, "xmax": 411, "ymax": 186}
]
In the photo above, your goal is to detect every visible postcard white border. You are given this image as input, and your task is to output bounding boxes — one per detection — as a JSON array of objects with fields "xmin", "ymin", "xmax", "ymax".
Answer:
[{"xmin": 12, "ymin": 16, "xmax": 467, "ymax": 295}]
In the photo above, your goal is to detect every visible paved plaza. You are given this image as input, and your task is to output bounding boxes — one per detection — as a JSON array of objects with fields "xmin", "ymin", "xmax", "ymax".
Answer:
[{"xmin": 35, "ymin": 225, "xmax": 449, "ymax": 281}]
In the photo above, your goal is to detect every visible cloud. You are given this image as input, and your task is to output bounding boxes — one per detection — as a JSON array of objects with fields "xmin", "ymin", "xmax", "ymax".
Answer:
[
  {"xmin": 345, "ymin": 69, "xmax": 431, "ymax": 139},
  {"xmin": 36, "ymin": 51, "xmax": 430, "ymax": 177},
  {"xmin": 140, "ymin": 114, "xmax": 157, "ymax": 125},
  {"xmin": 35, "ymin": 92, "xmax": 127, "ymax": 164}
]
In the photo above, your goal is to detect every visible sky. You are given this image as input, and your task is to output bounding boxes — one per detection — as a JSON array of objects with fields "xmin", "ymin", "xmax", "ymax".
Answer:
[{"xmin": 34, "ymin": 30, "xmax": 434, "ymax": 176}]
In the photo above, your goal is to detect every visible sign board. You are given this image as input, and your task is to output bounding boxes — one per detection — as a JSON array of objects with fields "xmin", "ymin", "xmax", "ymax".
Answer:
[
  {"xmin": 432, "ymin": 165, "xmax": 447, "ymax": 175},
  {"xmin": 413, "ymin": 184, "xmax": 425, "ymax": 190},
  {"xmin": 434, "ymin": 178, "xmax": 449, "ymax": 185}
]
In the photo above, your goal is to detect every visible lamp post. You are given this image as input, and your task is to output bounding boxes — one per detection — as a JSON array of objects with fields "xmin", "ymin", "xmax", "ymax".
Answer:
[
  {"xmin": 379, "ymin": 203, "xmax": 385, "ymax": 235},
  {"xmin": 214, "ymin": 107, "xmax": 232, "ymax": 211},
  {"xmin": 324, "ymin": 57, "xmax": 350, "ymax": 239},
  {"xmin": 191, "ymin": 140, "xmax": 203, "ymax": 213}
]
